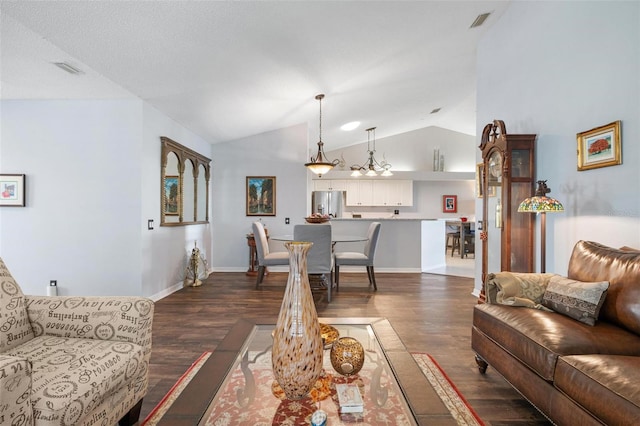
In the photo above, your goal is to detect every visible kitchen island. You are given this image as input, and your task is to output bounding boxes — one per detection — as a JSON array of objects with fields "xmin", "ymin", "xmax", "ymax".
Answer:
[{"xmin": 330, "ymin": 217, "xmax": 447, "ymax": 273}]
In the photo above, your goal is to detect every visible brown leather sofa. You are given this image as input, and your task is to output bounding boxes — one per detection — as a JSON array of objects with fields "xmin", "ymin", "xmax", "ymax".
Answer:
[{"xmin": 472, "ymin": 240, "xmax": 640, "ymax": 425}]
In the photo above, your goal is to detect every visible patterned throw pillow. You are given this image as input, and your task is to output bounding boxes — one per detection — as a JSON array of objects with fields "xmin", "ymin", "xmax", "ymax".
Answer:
[
  {"xmin": 0, "ymin": 258, "xmax": 35, "ymax": 351},
  {"xmin": 542, "ymin": 275, "xmax": 609, "ymax": 326}
]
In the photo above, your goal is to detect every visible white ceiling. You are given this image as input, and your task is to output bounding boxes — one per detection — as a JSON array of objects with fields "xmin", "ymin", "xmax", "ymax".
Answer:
[{"xmin": 0, "ymin": 1, "xmax": 510, "ymax": 150}]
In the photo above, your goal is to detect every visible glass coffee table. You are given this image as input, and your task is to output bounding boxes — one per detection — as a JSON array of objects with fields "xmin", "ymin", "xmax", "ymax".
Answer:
[{"xmin": 159, "ymin": 317, "xmax": 455, "ymax": 425}]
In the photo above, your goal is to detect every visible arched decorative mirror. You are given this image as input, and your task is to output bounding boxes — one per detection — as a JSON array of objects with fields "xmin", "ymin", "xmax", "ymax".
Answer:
[
  {"xmin": 161, "ymin": 137, "xmax": 211, "ymax": 226},
  {"xmin": 479, "ymin": 120, "xmax": 536, "ymax": 301}
]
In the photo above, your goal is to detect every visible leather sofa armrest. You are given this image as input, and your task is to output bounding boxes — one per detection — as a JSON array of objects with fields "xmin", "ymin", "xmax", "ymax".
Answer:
[
  {"xmin": 0, "ymin": 354, "xmax": 32, "ymax": 423},
  {"xmin": 24, "ymin": 296, "xmax": 154, "ymax": 355}
]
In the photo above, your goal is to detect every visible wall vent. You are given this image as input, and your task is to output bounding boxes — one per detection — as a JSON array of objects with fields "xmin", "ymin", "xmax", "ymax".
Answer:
[
  {"xmin": 470, "ymin": 13, "xmax": 491, "ymax": 28},
  {"xmin": 52, "ymin": 62, "xmax": 84, "ymax": 75}
]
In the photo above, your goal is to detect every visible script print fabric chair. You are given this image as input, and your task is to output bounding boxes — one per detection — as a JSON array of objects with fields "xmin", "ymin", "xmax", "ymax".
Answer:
[
  {"xmin": 253, "ymin": 221, "xmax": 289, "ymax": 288},
  {"xmin": 293, "ymin": 224, "xmax": 334, "ymax": 302},
  {"xmin": 335, "ymin": 222, "xmax": 381, "ymax": 291},
  {"xmin": 0, "ymin": 257, "xmax": 154, "ymax": 426}
]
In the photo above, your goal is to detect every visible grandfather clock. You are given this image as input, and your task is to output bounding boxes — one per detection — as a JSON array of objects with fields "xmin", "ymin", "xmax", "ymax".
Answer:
[{"xmin": 478, "ymin": 120, "xmax": 536, "ymax": 301}]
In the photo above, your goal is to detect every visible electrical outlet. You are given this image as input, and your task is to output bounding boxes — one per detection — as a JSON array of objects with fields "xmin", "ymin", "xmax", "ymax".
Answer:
[
  {"xmin": 285, "ymin": 217, "xmax": 290, "ymax": 225},
  {"xmin": 50, "ymin": 280, "xmax": 57, "ymax": 286}
]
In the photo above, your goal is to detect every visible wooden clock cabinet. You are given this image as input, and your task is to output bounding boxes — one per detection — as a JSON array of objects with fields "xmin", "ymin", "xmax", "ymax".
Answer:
[{"xmin": 478, "ymin": 120, "xmax": 536, "ymax": 301}]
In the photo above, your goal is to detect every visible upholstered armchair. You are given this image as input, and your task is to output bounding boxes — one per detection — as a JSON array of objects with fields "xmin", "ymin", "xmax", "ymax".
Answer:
[{"xmin": 0, "ymin": 258, "xmax": 154, "ymax": 426}]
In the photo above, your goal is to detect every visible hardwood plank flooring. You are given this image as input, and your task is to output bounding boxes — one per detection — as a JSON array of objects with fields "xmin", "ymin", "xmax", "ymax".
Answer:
[{"xmin": 141, "ymin": 272, "xmax": 550, "ymax": 425}]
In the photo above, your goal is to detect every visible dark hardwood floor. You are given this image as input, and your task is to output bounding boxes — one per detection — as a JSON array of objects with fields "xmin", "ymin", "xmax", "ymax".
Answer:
[{"xmin": 141, "ymin": 271, "xmax": 550, "ymax": 425}]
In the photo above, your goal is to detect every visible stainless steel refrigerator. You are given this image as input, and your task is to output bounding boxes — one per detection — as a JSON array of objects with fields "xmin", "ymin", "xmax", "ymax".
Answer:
[{"xmin": 311, "ymin": 191, "xmax": 344, "ymax": 218}]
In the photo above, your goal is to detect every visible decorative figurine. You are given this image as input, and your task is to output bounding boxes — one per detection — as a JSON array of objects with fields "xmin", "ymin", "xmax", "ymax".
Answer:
[{"xmin": 184, "ymin": 242, "xmax": 209, "ymax": 287}]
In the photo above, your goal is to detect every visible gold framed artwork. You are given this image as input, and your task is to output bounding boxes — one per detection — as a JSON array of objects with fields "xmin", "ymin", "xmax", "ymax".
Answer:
[
  {"xmin": 475, "ymin": 163, "xmax": 496, "ymax": 198},
  {"xmin": 0, "ymin": 174, "xmax": 26, "ymax": 207},
  {"xmin": 246, "ymin": 176, "xmax": 276, "ymax": 216},
  {"xmin": 577, "ymin": 120, "xmax": 621, "ymax": 171}
]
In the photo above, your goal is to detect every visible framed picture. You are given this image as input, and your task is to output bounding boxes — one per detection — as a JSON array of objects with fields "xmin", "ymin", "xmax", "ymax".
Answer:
[
  {"xmin": 246, "ymin": 176, "xmax": 276, "ymax": 216},
  {"xmin": 0, "ymin": 174, "xmax": 26, "ymax": 207},
  {"xmin": 577, "ymin": 120, "xmax": 622, "ymax": 171},
  {"xmin": 442, "ymin": 195, "xmax": 457, "ymax": 213},
  {"xmin": 164, "ymin": 175, "xmax": 180, "ymax": 216},
  {"xmin": 476, "ymin": 163, "xmax": 496, "ymax": 198}
]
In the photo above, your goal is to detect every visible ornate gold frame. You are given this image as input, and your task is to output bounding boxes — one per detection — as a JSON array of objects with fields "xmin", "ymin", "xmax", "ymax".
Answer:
[{"xmin": 577, "ymin": 120, "xmax": 622, "ymax": 171}]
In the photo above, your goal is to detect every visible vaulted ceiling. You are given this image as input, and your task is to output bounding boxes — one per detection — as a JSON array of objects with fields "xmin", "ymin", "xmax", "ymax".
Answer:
[{"xmin": 0, "ymin": 1, "xmax": 510, "ymax": 150}]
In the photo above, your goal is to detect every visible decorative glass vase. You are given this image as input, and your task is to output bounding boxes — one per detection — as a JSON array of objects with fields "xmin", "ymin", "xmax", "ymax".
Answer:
[
  {"xmin": 271, "ymin": 241, "xmax": 323, "ymax": 400},
  {"xmin": 330, "ymin": 337, "xmax": 365, "ymax": 376}
]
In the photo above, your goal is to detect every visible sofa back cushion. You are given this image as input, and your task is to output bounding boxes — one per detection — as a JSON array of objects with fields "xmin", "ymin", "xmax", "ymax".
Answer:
[
  {"xmin": 0, "ymin": 258, "xmax": 34, "ymax": 352},
  {"xmin": 568, "ymin": 241, "xmax": 640, "ymax": 335}
]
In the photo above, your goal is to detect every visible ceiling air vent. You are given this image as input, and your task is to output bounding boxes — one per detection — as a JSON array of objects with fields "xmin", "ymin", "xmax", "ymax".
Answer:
[
  {"xmin": 470, "ymin": 12, "xmax": 491, "ymax": 28},
  {"xmin": 52, "ymin": 62, "xmax": 84, "ymax": 75},
  {"xmin": 430, "ymin": 108, "xmax": 441, "ymax": 114}
]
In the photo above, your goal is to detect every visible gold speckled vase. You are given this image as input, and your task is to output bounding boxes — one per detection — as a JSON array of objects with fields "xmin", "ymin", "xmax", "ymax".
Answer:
[{"xmin": 271, "ymin": 241, "xmax": 323, "ymax": 400}]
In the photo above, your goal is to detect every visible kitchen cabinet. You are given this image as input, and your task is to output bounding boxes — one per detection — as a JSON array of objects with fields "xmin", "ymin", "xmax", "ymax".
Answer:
[
  {"xmin": 345, "ymin": 180, "xmax": 374, "ymax": 206},
  {"xmin": 313, "ymin": 179, "xmax": 347, "ymax": 191},
  {"xmin": 345, "ymin": 180, "xmax": 412, "ymax": 206},
  {"xmin": 372, "ymin": 180, "xmax": 413, "ymax": 206}
]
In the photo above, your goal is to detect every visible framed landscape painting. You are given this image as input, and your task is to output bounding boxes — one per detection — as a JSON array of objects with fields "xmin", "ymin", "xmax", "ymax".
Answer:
[
  {"xmin": 164, "ymin": 175, "xmax": 180, "ymax": 216},
  {"xmin": 442, "ymin": 195, "xmax": 457, "ymax": 213},
  {"xmin": 246, "ymin": 176, "xmax": 276, "ymax": 216},
  {"xmin": 0, "ymin": 174, "xmax": 26, "ymax": 207},
  {"xmin": 577, "ymin": 120, "xmax": 621, "ymax": 171}
]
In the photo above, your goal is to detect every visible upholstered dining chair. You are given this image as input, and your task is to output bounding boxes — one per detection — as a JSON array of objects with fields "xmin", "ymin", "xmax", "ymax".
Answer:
[
  {"xmin": 293, "ymin": 224, "xmax": 334, "ymax": 302},
  {"xmin": 335, "ymin": 222, "xmax": 381, "ymax": 291},
  {"xmin": 252, "ymin": 221, "xmax": 289, "ymax": 288}
]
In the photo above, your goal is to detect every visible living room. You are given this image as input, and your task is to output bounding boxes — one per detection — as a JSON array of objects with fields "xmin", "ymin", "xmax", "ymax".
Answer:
[{"xmin": 1, "ymin": 1, "xmax": 638, "ymax": 425}]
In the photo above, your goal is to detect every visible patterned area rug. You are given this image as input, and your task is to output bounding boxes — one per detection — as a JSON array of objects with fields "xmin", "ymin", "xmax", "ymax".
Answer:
[{"xmin": 141, "ymin": 352, "xmax": 484, "ymax": 426}]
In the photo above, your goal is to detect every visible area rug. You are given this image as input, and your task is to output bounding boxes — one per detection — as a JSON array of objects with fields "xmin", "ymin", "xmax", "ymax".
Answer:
[
  {"xmin": 142, "ymin": 352, "xmax": 483, "ymax": 426},
  {"xmin": 141, "ymin": 351, "xmax": 212, "ymax": 425}
]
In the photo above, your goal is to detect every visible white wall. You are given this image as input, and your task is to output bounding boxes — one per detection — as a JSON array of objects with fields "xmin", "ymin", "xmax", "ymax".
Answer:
[
  {"xmin": 475, "ymin": 1, "xmax": 640, "ymax": 293},
  {"xmin": 0, "ymin": 100, "xmax": 143, "ymax": 296},
  {"xmin": 0, "ymin": 99, "xmax": 213, "ymax": 298},
  {"xmin": 328, "ymin": 125, "xmax": 476, "ymax": 173},
  {"xmin": 326, "ymin": 125, "xmax": 477, "ymax": 219},
  {"xmin": 141, "ymin": 103, "xmax": 214, "ymax": 298},
  {"xmin": 209, "ymin": 123, "xmax": 309, "ymax": 271}
]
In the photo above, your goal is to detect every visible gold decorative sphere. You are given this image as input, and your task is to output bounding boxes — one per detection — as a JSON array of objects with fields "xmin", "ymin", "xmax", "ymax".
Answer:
[{"xmin": 330, "ymin": 337, "xmax": 364, "ymax": 376}]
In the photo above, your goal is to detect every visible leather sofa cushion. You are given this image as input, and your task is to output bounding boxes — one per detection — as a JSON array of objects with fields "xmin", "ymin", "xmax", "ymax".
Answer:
[
  {"xmin": 555, "ymin": 355, "xmax": 640, "ymax": 425},
  {"xmin": 474, "ymin": 304, "xmax": 640, "ymax": 381},
  {"xmin": 567, "ymin": 240, "xmax": 640, "ymax": 335}
]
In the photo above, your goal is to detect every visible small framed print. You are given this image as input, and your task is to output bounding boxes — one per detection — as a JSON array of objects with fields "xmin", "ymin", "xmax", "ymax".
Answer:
[
  {"xmin": 164, "ymin": 175, "xmax": 180, "ymax": 216},
  {"xmin": 442, "ymin": 195, "xmax": 457, "ymax": 213},
  {"xmin": 246, "ymin": 176, "xmax": 276, "ymax": 216},
  {"xmin": 577, "ymin": 120, "xmax": 622, "ymax": 171},
  {"xmin": 0, "ymin": 174, "xmax": 26, "ymax": 207}
]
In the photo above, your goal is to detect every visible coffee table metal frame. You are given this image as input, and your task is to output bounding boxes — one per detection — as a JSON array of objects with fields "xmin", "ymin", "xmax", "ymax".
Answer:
[{"xmin": 157, "ymin": 317, "xmax": 454, "ymax": 425}]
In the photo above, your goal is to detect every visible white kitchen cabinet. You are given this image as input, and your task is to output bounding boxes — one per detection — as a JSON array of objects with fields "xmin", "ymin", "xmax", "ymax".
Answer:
[
  {"xmin": 345, "ymin": 180, "xmax": 374, "ymax": 206},
  {"xmin": 313, "ymin": 179, "xmax": 347, "ymax": 191},
  {"xmin": 372, "ymin": 180, "xmax": 413, "ymax": 206}
]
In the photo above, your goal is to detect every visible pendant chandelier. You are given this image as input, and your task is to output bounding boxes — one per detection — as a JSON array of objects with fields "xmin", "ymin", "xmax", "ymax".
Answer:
[
  {"xmin": 350, "ymin": 127, "xmax": 393, "ymax": 177},
  {"xmin": 305, "ymin": 94, "xmax": 338, "ymax": 177}
]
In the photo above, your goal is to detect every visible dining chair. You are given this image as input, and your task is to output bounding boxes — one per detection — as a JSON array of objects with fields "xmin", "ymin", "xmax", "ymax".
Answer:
[
  {"xmin": 334, "ymin": 222, "xmax": 381, "ymax": 291},
  {"xmin": 293, "ymin": 224, "xmax": 334, "ymax": 302},
  {"xmin": 252, "ymin": 221, "xmax": 289, "ymax": 289}
]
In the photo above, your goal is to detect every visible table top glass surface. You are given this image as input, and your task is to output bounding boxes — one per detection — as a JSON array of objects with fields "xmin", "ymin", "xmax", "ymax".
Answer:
[{"xmin": 198, "ymin": 322, "xmax": 417, "ymax": 425}]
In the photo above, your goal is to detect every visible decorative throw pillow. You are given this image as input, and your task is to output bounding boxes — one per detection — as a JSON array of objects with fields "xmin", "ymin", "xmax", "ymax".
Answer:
[
  {"xmin": 0, "ymin": 257, "xmax": 35, "ymax": 351},
  {"xmin": 542, "ymin": 276, "xmax": 609, "ymax": 326}
]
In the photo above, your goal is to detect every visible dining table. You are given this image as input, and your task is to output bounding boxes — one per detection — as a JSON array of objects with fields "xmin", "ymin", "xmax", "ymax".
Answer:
[
  {"xmin": 270, "ymin": 234, "xmax": 368, "ymax": 243},
  {"xmin": 445, "ymin": 220, "xmax": 475, "ymax": 258}
]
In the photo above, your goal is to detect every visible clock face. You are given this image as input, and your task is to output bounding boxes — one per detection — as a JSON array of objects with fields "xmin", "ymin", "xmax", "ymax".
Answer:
[{"xmin": 489, "ymin": 151, "xmax": 503, "ymax": 178}]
